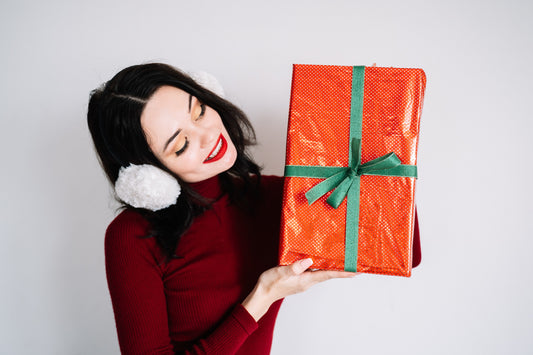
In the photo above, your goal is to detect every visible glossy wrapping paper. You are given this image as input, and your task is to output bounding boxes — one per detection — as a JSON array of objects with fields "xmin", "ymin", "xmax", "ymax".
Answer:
[{"xmin": 279, "ymin": 64, "xmax": 426, "ymax": 277}]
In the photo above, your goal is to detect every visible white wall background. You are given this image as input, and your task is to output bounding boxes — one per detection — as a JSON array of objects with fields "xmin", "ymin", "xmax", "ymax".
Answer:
[{"xmin": 1, "ymin": 0, "xmax": 532, "ymax": 354}]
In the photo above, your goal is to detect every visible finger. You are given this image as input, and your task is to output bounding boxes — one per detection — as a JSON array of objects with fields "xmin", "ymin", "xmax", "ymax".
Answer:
[
  {"xmin": 304, "ymin": 270, "xmax": 358, "ymax": 283},
  {"xmin": 290, "ymin": 258, "xmax": 313, "ymax": 275},
  {"xmin": 319, "ymin": 271, "xmax": 358, "ymax": 278}
]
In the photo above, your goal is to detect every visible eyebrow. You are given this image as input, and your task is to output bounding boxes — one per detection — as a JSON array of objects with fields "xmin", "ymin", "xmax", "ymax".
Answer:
[
  {"xmin": 163, "ymin": 128, "xmax": 181, "ymax": 153},
  {"xmin": 163, "ymin": 94, "xmax": 193, "ymax": 153}
]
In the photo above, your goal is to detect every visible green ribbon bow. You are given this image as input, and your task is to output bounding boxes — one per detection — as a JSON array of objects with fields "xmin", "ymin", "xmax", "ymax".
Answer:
[{"xmin": 304, "ymin": 137, "xmax": 417, "ymax": 208}]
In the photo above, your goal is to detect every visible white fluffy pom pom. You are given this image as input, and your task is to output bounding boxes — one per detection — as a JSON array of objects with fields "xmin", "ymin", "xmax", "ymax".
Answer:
[
  {"xmin": 115, "ymin": 164, "xmax": 181, "ymax": 211},
  {"xmin": 188, "ymin": 70, "xmax": 225, "ymax": 98}
]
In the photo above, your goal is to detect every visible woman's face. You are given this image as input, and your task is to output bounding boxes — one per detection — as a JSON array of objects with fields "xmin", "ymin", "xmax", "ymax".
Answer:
[{"xmin": 141, "ymin": 85, "xmax": 237, "ymax": 183}]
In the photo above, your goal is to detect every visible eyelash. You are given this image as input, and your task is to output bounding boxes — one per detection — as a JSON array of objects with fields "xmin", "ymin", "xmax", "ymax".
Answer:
[
  {"xmin": 175, "ymin": 137, "xmax": 189, "ymax": 156},
  {"xmin": 196, "ymin": 103, "xmax": 206, "ymax": 120},
  {"xmin": 175, "ymin": 102, "xmax": 206, "ymax": 156}
]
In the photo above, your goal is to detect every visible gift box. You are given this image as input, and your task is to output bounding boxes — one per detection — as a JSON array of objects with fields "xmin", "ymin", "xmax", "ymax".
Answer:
[{"xmin": 279, "ymin": 64, "xmax": 426, "ymax": 277}]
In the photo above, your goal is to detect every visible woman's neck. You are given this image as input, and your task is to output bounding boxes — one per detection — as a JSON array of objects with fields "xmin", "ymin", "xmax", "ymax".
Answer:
[{"xmin": 188, "ymin": 174, "xmax": 223, "ymax": 200}]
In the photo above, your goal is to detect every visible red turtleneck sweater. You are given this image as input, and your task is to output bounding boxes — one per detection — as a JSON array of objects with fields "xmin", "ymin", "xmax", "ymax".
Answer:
[
  {"xmin": 105, "ymin": 175, "xmax": 285, "ymax": 354},
  {"xmin": 105, "ymin": 175, "xmax": 421, "ymax": 354}
]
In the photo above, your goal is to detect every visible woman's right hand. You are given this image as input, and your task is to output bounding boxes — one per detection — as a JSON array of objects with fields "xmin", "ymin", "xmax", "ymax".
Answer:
[{"xmin": 241, "ymin": 258, "xmax": 357, "ymax": 321}]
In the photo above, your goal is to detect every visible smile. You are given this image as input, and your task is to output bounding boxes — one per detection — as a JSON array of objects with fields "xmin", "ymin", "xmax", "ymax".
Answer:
[{"xmin": 204, "ymin": 134, "xmax": 227, "ymax": 163}]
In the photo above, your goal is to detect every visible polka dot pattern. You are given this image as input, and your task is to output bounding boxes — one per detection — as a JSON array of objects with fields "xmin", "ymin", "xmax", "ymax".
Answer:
[{"xmin": 279, "ymin": 64, "xmax": 426, "ymax": 277}]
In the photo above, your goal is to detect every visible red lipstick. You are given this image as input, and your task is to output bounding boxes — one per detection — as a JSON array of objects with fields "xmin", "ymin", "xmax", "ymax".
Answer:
[{"xmin": 204, "ymin": 134, "xmax": 227, "ymax": 163}]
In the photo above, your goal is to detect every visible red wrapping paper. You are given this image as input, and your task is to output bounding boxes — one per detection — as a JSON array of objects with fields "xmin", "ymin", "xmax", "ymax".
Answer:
[{"xmin": 279, "ymin": 64, "xmax": 426, "ymax": 277}]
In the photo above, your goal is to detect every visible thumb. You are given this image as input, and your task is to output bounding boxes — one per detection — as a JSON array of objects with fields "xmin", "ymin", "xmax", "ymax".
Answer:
[{"xmin": 291, "ymin": 258, "xmax": 313, "ymax": 275}]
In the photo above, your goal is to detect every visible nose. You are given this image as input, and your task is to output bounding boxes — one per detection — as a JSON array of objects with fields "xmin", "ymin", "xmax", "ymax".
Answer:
[{"xmin": 195, "ymin": 123, "xmax": 218, "ymax": 149}]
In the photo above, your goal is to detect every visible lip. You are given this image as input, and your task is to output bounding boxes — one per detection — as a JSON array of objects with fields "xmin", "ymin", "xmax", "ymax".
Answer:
[{"xmin": 203, "ymin": 134, "xmax": 227, "ymax": 164}]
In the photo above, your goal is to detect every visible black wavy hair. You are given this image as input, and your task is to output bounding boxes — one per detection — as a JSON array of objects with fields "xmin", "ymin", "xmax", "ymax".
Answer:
[{"xmin": 87, "ymin": 63, "xmax": 261, "ymax": 259}]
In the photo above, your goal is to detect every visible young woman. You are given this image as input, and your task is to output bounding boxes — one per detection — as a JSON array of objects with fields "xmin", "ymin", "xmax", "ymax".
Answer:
[{"xmin": 87, "ymin": 63, "xmax": 370, "ymax": 354}]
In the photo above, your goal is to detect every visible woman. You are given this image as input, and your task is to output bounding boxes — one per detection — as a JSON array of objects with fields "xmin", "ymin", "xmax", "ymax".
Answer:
[{"xmin": 87, "ymin": 63, "xmax": 360, "ymax": 354}]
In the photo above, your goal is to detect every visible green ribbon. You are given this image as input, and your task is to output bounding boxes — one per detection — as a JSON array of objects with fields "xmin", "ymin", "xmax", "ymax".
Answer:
[
  {"xmin": 286, "ymin": 138, "xmax": 417, "ymax": 208},
  {"xmin": 283, "ymin": 66, "xmax": 417, "ymax": 272}
]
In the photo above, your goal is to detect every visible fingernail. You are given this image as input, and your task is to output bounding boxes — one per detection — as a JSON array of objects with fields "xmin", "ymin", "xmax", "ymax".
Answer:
[{"xmin": 301, "ymin": 258, "xmax": 313, "ymax": 268}]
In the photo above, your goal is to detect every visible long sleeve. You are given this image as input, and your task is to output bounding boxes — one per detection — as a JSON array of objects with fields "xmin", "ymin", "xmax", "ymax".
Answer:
[
  {"xmin": 105, "ymin": 210, "xmax": 264, "ymax": 355},
  {"xmin": 105, "ymin": 212, "xmax": 174, "ymax": 354},
  {"xmin": 412, "ymin": 206, "xmax": 421, "ymax": 268},
  {"xmin": 104, "ymin": 176, "xmax": 285, "ymax": 355}
]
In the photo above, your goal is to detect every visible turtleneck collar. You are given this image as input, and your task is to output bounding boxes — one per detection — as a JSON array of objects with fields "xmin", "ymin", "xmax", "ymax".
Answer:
[{"xmin": 189, "ymin": 174, "xmax": 224, "ymax": 200}]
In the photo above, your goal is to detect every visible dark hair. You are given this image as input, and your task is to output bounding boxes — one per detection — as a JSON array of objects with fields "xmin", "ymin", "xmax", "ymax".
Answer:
[{"xmin": 87, "ymin": 63, "xmax": 261, "ymax": 259}]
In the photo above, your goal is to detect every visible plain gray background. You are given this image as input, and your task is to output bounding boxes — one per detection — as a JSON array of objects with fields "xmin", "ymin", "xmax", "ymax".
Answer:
[{"xmin": 1, "ymin": 0, "xmax": 532, "ymax": 354}]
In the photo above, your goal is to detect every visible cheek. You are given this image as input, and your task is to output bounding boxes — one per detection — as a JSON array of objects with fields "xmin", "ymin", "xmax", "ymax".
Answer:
[
  {"xmin": 224, "ymin": 139, "xmax": 238, "ymax": 166},
  {"xmin": 160, "ymin": 154, "xmax": 195, "ymax": 178}
]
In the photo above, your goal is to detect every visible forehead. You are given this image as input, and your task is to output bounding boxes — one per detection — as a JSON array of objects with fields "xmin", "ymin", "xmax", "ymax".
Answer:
[
  {"xmin": 141, "ymin": 86, "xmax": 189, "ymax": 135},
  {"xmin": 142, "ymin": 86, "xmax": 189, "ymax": 122}
]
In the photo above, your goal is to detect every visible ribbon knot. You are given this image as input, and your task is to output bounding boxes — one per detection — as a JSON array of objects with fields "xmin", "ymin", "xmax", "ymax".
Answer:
[{"xmin": 304, "ymin": 138, "xmax": 404, "ymax": 208}]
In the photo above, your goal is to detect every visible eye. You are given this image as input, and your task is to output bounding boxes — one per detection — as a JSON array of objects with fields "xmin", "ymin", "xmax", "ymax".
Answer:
[
  {"xmin": 195, "ymin": 102, "xmax": 206, "ymax": 121},
  {"xmin": 175, "ymin": 137, "xmax": 189, "ymax": 156}
]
